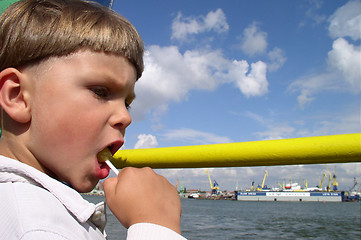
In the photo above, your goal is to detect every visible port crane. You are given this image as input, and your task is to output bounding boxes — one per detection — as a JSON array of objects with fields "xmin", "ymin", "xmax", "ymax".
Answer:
[
  {"xmin": 250, "ymin": 180, "xmax": 255, "ymax": 191},
  {"xmin": 206, "ymin": 169, "xmax": 219, "ymax": 195},
  {"xmin": 317, "ymin": 172, "xmax": 327, "ymax": 190},
  {"xmin": 325, "ymin": 166, "xmax": 338, "ymax": 191},
  {"xmin": 256, "ymin": 170, "xmax": 268, "ymax": 191},
  {"xmin": 331, "ymin": 167, "xmax": 338, "ymax": 191},
  {"xmin": 177, "ymin": 178, "xmax": 185, "ymax": 194}
]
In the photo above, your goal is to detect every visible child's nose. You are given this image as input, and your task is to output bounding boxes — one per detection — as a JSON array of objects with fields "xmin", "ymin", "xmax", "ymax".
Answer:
[{"xmin": 110, "ymin": 103, "xmax": 132, "ymax": 131}]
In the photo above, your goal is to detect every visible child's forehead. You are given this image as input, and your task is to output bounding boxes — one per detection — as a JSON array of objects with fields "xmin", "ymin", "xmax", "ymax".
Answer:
[{"xmin": 24, "ymin": 50, "xmax": 137, "ymax": 85}]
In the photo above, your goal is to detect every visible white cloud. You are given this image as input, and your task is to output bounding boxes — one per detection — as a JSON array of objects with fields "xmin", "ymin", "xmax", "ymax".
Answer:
[
  {"xmin": 288, "ymin": 1, "xmax": 361, "ymax": 109},
  {"xmin": 299, "ymin": 0, "xmax": 326, "ymax": 27},
  {"xmin": 250, "ymin": 107, "xmax": 360, "ymax": 141},
  {"xmin": 267, "ymin": 47, "xmax": 287, "ymax": 72},
  {"xmin": 240, "ymin": 22, "xmax": 268, "ymax": 56},
  {"xmin": 255, "ymin": 124, "xmax": 295, "ymax": 140},
  {"xmin": 340, "ymin": 163, "xmax": 361, "ymax": 176},
  {"xmin": 131, "ymin": 45, "xmax": 269, "ymax": 121},
  {"xmin": 297, "ymin": 89, "xmax": 315, "ymax": 109},
  {"xmin": 310, "ymin": 111, "xmax": 361, "ymax": 136},
  {"xmin": 171, "ymin": 8, "xmax": 229, "ymax": 41},
  {"xmin": 134, "ymin": 134, "xmax": 159, "ymax": 149},
  {"xmin": 327, "ymin": 38, "xmax": 361, "ymax": 92},
  {"xmin": 289, "ymin": 37, "xmax": 361, "ymax": 108},
  {"xmin": 328, "ymin": 0, "xmax": 361, "ymax": 41},
  {"xmin": 230, "ymin": 60, "xmax": 268, "ymax": 98},
  {"xmin": 160, "ymin": 128, "xmax": 232, "ymax": 145},
  {"xmin": 242, "ymin": 111, "xmax": 296, "ymax": 140},
  {"xmin": 203, "ymin": 9, "xmax": 229, "ymax": 33},
  {"xmin": 131, "ymin": 46, "xmax": 227, "ymax": 121},
  {"xmin": 244, "ymin": 111, "xmax": 266, "ymax": 125},
  {"xmin": 288, "ymin": 69, "xmax": 352, "ymax": 109}
]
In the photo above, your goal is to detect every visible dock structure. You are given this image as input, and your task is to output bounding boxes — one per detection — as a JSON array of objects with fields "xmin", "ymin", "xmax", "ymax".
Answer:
[
  {"xmin": 236, "ymin": 191, "xmax": 342, "ymax": 202},
  {"xmin": 112, "ymin": 133, "xmax": 360, "ymax": 169}
]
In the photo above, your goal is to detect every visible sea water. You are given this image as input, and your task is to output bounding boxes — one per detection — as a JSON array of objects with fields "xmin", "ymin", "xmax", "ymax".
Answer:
[{"xmin": 84, "ymin": 195, "xmax": 361, "ymax": 239}]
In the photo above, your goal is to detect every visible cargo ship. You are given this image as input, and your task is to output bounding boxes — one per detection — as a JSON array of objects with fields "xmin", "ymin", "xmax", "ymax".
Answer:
[
  {"xmin": 235, "ymin": 170, "xmax": 343, "ymax": 202},
  {"xmin": 235, "ymin": 191, "xmax": 342, "ymax": 202}
]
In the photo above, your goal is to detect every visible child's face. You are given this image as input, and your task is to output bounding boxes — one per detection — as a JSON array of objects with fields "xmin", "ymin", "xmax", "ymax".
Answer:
[{"xmin": 25, "ymin": 50, "xmax": 136, "ymax": 192}]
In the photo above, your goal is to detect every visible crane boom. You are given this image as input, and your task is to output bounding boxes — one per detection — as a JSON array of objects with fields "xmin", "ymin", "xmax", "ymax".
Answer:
[
  {"xmin": 261, "ymin": 170, "xmax": 268, "ymax": 188},
  {"xmin": 304, "ymin": 179, "xmax": 308, "ymax": 189},
  {"xmin": 206, "ymin": 169, "xmax": 213, "ymax": 189},
  {"xmin": 206, "ymin": 169, "xmax": 219, "ymax": 194},
  {"xmin": 332, "ymin": 166, "xmax": 338, "ymax": 191},
  {"xmin": 256, "ymin": 170, "xmax": 268, "ymax": 191},
  {"xmin": 319, "ymin": 173, "xmax": 327, "ymax": 189}
]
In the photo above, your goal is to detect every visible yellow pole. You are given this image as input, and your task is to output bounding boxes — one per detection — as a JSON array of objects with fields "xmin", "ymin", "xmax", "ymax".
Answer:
[{"xmin": 112, "ymin": 133, "xmax": 361, "ymax": 169}]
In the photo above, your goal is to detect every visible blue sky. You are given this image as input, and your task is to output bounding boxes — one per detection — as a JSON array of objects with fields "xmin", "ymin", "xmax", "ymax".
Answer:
[{"xmin": 110, "ymin": 0, "xmax": 360, "ymax": 192}]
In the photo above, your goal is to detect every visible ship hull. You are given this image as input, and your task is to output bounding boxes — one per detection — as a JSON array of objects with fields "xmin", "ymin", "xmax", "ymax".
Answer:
[{"xmin": 236, "ymin": 191, "xmax": 342, "ymax": 202}]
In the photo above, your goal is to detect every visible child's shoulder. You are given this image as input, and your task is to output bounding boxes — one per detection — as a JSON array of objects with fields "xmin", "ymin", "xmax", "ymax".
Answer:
[{"xmin": 0, "ymin": 181, "xmax": 69, "ymax": 238}]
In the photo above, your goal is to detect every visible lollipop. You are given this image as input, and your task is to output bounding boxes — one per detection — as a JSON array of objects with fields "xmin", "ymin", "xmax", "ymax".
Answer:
[{"xmin": 97, "ymin": 148, "xmax": 119, "ymax": 175}]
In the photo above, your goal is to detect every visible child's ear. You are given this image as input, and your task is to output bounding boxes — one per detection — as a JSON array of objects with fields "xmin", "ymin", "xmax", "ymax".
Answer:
[{"xmin": 0, "ymin": 68, "xmax": 31, "ymax": 123}]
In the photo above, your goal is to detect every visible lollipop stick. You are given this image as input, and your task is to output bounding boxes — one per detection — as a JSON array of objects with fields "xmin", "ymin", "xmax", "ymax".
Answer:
[{"xmin": 105, "ymin": 160, "xmax": 119, "ymax": 175}]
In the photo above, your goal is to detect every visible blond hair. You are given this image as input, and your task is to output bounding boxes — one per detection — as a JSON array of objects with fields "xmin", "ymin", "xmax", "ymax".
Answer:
[{"xmin": 0, "ymin": 0, "xmax": 144, "ymax": 79}]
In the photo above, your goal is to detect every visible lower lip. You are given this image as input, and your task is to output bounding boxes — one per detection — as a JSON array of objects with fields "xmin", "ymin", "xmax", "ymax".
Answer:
[{"xmin": 95, "ymin": 161, "xmax": 110, "ymax": 179}]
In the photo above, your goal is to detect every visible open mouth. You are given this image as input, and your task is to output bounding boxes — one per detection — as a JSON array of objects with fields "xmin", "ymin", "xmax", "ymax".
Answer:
[
  {"xmin": 97, "ymin": 147, "xmax": 113, "ymax": 163},
  {"xmin": 95, "ymin": 147, "xmax": 113, "ymax": 179},
  {"xmin": 97, "ymin": 146, "xmax": 120, "ymax": 176}
]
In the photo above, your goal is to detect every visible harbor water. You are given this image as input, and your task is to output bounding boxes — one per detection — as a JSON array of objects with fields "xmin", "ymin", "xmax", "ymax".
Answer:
[{"xmin": 84, "ymin": 195, "xmax": 361, "ymax": 239}]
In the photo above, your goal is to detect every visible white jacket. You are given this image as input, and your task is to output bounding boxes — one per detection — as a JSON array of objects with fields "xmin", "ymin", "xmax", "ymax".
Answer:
[{"xmin": 0, "ymin": 155, "xmax": 186, "ymax": 240}]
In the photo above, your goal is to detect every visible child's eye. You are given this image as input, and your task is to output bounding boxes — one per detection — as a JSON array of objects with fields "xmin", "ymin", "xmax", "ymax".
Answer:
[{"xmin": 91, "ymin": 86, "xmax": 110, "ymax": 99}]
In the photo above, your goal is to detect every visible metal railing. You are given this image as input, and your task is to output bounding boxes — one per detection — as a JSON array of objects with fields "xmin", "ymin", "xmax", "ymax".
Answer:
[{"xmin": 112, "ymin": 133, "xmax": 361, "ymax": 169}]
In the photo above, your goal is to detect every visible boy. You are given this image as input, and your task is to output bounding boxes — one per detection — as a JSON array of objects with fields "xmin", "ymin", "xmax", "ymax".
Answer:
[{"xmin": 0, "ymin": 0, "xmax": 185, "ymax": 239}]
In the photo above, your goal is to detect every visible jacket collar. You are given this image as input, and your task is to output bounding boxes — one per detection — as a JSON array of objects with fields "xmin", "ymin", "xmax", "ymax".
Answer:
[{"xmin": 0, "ymin": 155, "xmax": 107, "ymax": 232}]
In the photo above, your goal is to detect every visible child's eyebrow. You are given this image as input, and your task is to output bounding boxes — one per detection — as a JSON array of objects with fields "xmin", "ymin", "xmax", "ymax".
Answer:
[
  {"xmin": 102, "ymin": 74, "xmax": 136, "ymax": 92},
  {"xmin": 91, "ymin": 71, "xmax": 137, "ymax": 100}
]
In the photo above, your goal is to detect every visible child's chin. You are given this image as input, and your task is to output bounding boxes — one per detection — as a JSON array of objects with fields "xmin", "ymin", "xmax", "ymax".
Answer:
[{"xmin": 74, "ymin": 181, "xmax": 99, "ymax": 193}]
